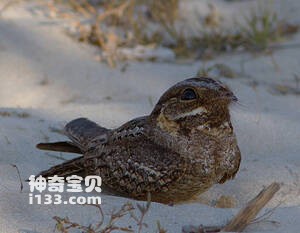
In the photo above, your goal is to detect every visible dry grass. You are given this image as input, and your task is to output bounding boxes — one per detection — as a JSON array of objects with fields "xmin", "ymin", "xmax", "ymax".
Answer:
[
  {"xmin": 54, "ymin": 202, "xmax": 134, "ymax": 232},
  {"xmin": 46, "ymin": 0, "xmax": 181, "ymax": 66},
  {"xmin": 53, "ymin": 194, "xmax": 158, "ymax": 233},
  {"xmin": 241, "ymin": 3, "xmax": 299, "ymax": 50},
  {"xmin": 197, "ymin": 63, "xmax": 237, "ymax": 79},
  {"xmin": 44, "ymin": 1, "xmax": 298, "ymax": 66},
  {"xmin": 0, "ymin": 110, "xmax": 30, "ymax": 118}
]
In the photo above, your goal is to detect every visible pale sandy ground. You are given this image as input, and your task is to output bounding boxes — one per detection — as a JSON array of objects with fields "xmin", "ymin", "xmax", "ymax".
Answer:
[{"xmin": 0, "ymin": 1, "xmax": 299, "ymax": 232}]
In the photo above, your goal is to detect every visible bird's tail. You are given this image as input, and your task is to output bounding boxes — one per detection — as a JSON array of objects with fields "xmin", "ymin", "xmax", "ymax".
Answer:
[
  {"xmin": 36, "ymin": 141, "xmax": 82, "ymax": 154},
  {"xmin": 37, "ymin": 156, "xmax": 85, "ymax": 178}
]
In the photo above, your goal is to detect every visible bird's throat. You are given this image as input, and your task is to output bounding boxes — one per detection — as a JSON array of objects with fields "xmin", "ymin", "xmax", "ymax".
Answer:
[{"xmin": 156, "ymin": 112, "xmax": 180, "ymax": 136}]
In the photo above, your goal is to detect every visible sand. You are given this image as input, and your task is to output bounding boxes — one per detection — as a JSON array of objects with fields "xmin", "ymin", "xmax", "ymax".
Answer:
[{"xmin": 0, "ymin": 0, "xmax": 299, "ymax": 232}]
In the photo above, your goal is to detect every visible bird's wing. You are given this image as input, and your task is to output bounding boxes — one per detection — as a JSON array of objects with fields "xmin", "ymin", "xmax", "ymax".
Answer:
[
  {"xmin": 84, "ymin": 116, "xmax": 187, "ymax": 199},
  {"xmin": 64, "ymin": 118, "xmax": 110, "ymax": 151},
  {"xmin": 82, "ymin": 116, "xmax": 148, "ymax": 156}
]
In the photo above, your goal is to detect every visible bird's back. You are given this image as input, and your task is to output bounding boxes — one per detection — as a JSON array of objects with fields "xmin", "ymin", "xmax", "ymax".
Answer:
[{"xmin": 81, "ymin": 116, "xmax": 188, "ymax": 202}]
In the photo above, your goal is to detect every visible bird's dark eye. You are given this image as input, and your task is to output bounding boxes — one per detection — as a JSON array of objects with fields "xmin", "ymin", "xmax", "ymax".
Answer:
[{"xmin": 181, "ymin": 88, "xmax": 197, "ymax": 100}]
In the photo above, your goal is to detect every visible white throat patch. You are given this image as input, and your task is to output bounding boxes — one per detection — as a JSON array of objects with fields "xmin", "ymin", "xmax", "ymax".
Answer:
[{"xmin": 173, "ymin": 106, "xmax": 207, "ymax": 120}]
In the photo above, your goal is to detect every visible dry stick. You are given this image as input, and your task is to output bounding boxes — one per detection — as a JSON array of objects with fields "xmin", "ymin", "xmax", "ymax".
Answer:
[
  {"xmin": 94, "ymin": 0, "xmax": 133, "ymax": 67},
  {"xmin": 222, "ymin": 182, "xmax": 280, "ymax": 232},
  {"xmin": 82, "ymin": 0, "xmax": 96, "ymax": 14},
  {"xmin": 69, "ymin": 0, "xmax": 90, "ymax": 17},
  {"xmin": 10, "ymin": 164, "xmax": 23, "ymax": 192},
  {"xmin": 96, "ymin": 0, "xmax": 132, "ymax": 22},
  {"xmin": 183, "ymin": 182, "xmax": 281, "ymax": 233}
]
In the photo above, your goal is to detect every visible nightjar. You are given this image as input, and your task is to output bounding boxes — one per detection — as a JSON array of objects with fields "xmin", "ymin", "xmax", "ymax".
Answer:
[{"xmin": 36, "ymin": 77, "xmax": 241, "ymax": 204}]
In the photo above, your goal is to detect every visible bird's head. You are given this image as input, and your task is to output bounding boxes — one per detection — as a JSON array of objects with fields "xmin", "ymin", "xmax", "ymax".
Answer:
[{"xmin": 150, "ymin": 77, "xmax": 237, "ymax": 135}]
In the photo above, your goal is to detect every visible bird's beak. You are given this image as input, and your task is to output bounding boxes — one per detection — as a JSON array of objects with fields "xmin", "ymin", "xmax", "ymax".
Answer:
[
  {"xmin": 221, "ymin": 90, "xmax": 238, "ymax": 102},
  {"xmin": 230, "ymin": 93, "xmax": 238, "ymax": 102}
]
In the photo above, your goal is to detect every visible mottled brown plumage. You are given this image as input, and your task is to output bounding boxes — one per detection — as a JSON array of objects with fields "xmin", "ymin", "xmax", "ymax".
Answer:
[{"xmin": 36, "ymin": 77, "xmax": 241, "ymax": 204}]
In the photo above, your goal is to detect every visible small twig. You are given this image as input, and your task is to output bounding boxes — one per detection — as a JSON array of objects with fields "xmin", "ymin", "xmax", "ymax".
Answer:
[
  {"xmin": 250, "ymin": 201, "xmax": 281, "ymax": 225},
  {"xmin": 69, "ymin": 0, "xmax": 90, "ymax": 17},
  {"xmin": 95, "ymin": 0, "xmax": 132, "ymax": 23},
  {"xmin": 222, "ymin": 182, "xmax": 280, "ymax": 232},
  {"xmin": 54, "ymin": 202, "xmax": 135, "ymax": 233},
  {"xmin": 4, "ymin": 135, "xmax": 11, "ymax": 145},
  {"xmin": 156, "ymin": 220, "xmax": 167, "ymax": 233},
  {"xmin": 85, "ymin": 204, "xmax": 105, "ymax": 230},
  {"xmin": 82, "ymin": 0, "xmax": 96, "ymax": 14},
  {"xmin": 137, "ymin": 193, "xmax": 151, "ymax": 233},
  {"xmin": 10, "ymin": 164, "xmax": 23, "ymax": 192}
]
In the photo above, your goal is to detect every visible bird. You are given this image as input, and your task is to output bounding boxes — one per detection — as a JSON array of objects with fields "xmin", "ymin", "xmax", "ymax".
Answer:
[{"xmin": 36, "ymin": 77, "xmax": 241, "ymax": 204}]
